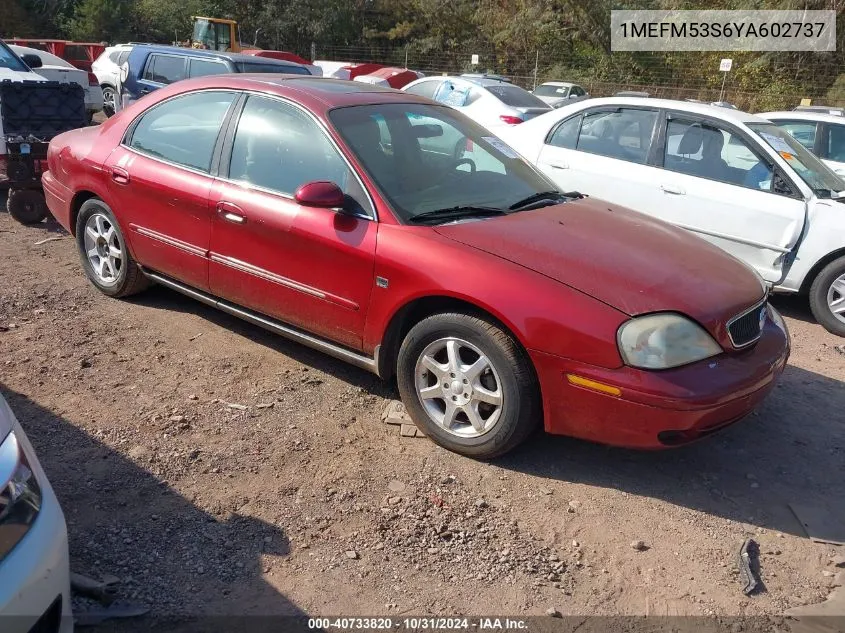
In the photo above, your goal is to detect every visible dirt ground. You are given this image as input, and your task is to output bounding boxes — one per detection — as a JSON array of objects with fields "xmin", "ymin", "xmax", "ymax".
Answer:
[{"xmin": 1, "ymin": 202, "xmax": 844, "ymax": 629}]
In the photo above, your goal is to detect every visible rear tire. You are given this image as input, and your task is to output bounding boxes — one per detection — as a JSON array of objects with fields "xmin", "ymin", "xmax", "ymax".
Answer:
[
  {"xmin": 75, "ymin": 199, "xmax": 149, "ymax": 298},
  {"xmin": 102, "ymin": 85, "xmax": 116, "ymax": 117},
  {"xmin": 7, "ymin": 189, "xmax": 48, "ymax": 224},
  {"xmin": 809, "ymin": 255, "xmax": 845, "ymax": 337},
  {"xmin": 396, "ymin": 312, "xmax": 540, "ymax": 459}
]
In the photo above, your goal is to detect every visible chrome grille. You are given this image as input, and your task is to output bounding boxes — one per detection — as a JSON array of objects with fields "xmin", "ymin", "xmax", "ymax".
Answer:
[{"xmin": 727, "ymin": 301, "xmax": 766, "ymax": 348}]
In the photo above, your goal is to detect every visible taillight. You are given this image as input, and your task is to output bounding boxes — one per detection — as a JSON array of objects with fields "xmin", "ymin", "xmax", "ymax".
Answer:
[
  {"xmin": 88, "ymin": 72, "xmax": 99, "ymax": 86},
  {"xmin": 499, "ymin": 115, "xmax": 524, "ymax": 125}
]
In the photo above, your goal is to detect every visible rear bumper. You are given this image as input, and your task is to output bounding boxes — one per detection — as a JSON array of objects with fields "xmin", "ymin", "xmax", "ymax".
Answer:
[
  {"xmin": 531, "ymin": 315, "xmax": 790, "ymax": 448},
  {"xmin": 42, "ymin": 171, "xmax": 73, "ymax": 231}
]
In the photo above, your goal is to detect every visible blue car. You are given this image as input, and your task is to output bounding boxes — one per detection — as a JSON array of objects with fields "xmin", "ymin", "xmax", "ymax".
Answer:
[{"xmin": 118, "ymin": 44, "xmax": 311, "ymax": 107}]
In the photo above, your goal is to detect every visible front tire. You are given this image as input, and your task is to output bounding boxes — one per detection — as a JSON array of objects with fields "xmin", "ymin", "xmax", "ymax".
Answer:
[
  {"xmin": 809, "ymin": 255, "xmax": 845, "ymax": 337},
  {"xmin": 7, "ymin": 189, "xmax": 48, "ymax": 224},
  {"xmin": 75, "ymin": 199, "xmax": 148, "ymax": 298},
  {"xmin": 397, "ymin": 312, "xmax": 540, "ymax": 459}
]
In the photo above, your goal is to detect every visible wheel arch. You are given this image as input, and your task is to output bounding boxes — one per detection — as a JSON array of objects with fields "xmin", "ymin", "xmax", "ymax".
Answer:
[
  {"xmin": 376, "ymin": 294, "xmax": 532, "ymax": 382},
  {"xmin": 799, "ymin": 247, "xmax": 845, "ymax": 294},
  {"xmin": 69, "ymin": 190, "xmax": 101, "ymax": 236}
]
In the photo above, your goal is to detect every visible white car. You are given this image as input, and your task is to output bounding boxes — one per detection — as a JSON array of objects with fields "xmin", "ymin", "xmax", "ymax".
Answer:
[
  {"xmin": 11, "ymin": 45, "xmax": 103, "ymax": 122},
  {"xmin": 758, "ymin": 110, "xmax": 845, "ymax": 177},
  {"xmin": 0, "ymin": 392, "xmax": 72, "ymax": 633},
  {"xmin": 533, "ymin": 81, "xmax": 589, "ymax": 108},
  {"xmin": 403, "ymin": 75, "xmax": 551, "ymax": 131},
  {"xmin": 499, "ymin": 97, "xmax": 845, "ymax": 336},
  {"xmin": 91, "ymin": 44, "xmax": 132, "ymax": 117}
]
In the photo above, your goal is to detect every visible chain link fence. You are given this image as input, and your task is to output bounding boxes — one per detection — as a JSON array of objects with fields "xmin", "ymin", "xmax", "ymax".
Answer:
[{"xmin": 316, "ymin": 44, "xmax": 845, "ymax": 113}]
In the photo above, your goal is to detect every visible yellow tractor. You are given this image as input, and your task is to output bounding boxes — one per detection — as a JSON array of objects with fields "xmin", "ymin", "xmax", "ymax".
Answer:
[{"xmin": 190, "ymin": 16, "xmax": 241, "ymax": 52}]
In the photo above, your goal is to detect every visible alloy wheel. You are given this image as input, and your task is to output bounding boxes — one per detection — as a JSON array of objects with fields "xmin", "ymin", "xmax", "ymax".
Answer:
[
  {"xmin": 414, "ymin": 337, "xmax": 504, "ymax": 438},
  {"xmin": 83, "ymin": 213, "xmax": 122, "ymax": 284},
  {"xmin": 827, "ymin": 272, "xmax": 845, "ymax": 325}
]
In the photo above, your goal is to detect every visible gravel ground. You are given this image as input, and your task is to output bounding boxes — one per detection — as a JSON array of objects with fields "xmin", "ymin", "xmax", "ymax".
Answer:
[{"xmin": 0, "ymin": 204, "xmax": 843, "ymax": 629}]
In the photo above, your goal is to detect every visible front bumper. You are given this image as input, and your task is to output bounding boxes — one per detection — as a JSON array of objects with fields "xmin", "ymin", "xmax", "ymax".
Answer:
[
  {"xmin": 531, "ymin": 314, "xmax": 790, "ymax": 448},
  {"xmin": 0, "ymin": 422, "xmax": 72, "ymax": 633}
]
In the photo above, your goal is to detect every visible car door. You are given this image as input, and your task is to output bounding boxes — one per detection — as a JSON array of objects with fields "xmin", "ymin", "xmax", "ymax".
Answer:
[
  {"xmin": 208, "ymin": 94, "xmax": 377, "ymax": 349},
  {"xmin": 536, "ymin": 106, "xmax": 661, "ymax": 209},
  {"xmin": 138, "ymin": 53, "xmax": 186, "ymax": 97},
  {"xmin": 104, "ymin": 90, "xmax": 238, "ymax": 291},
  {"xmin": 643, "ymin": 114, "xmax": 807, "ymax": 283}
]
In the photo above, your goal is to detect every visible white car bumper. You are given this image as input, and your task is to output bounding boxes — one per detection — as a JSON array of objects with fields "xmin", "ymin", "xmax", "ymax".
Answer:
[{"xmin": 0, "ymin": 423, "xmax": 72, "ymax": 633}]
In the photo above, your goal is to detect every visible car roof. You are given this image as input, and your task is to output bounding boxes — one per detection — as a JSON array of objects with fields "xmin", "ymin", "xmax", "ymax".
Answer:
[
  {"xmin": 572, "ymin": 96, "xmax": 766, "ymax": 124},
  {"xmin": 151, "ymin": 75, "xmax": 432, "ymax": 110},
  {"xmin": 539, "ymin": 81, "xmax": 576, "ymax": 87},
  {"xmin": 129, "ymin": 44, "xmax": 304, "ymax": 66},
  {"xmin": 757, "ymin": 110, "xmax": 845, "ymax": 125}
]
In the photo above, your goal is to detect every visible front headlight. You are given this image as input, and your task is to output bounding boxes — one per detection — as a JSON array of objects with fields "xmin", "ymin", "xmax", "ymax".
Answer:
[
  {"xmin": 768, "ymin": 303, "xmax": 787, "ymax": 334},
  {"xmin": 0, "ymin": 430, "xmax": 42, "ymax": 562},
  {"xmin": 617, "ymin": 313, "xmax": 722, "ymax": 369}
]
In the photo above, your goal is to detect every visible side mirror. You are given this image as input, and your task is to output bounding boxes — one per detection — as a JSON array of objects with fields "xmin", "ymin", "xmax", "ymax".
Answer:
[
  {"xmin": 21, "ymin": 54, "xmax": 43, "ymax": 69},
  {"xmin": 294, "ymin": 181, "xmax": 345, "ymax": 208}
]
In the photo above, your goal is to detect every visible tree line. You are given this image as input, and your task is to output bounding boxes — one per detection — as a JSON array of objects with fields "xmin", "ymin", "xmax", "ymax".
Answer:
[{"xmin": 4, "ymin": 0, "xmax": 845, "ymax": 110}]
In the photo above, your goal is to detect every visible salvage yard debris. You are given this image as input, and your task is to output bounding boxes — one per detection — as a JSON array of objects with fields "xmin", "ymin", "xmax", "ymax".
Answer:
[{"xmin": 738, "ymin": 538, "xmax": 761, "ymax": 596}]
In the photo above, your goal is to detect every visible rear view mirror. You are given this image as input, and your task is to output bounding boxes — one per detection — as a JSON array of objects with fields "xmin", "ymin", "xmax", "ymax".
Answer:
[
  {"xmin": 294, "ymin": 181, "xmax": 345, "ymax": 208},
  {"xmin": 412, "ymin": 124, "xmax": 443, "ymax": 138},
  {"xmin": 21, "ymin": 54, "xmax": 42, "ymax": 69}
]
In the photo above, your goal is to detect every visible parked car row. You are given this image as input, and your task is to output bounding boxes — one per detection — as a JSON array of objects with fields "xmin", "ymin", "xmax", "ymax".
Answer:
[{"xmin": 495, "ymin": 97, "xmax": 845, "ymax": 337}]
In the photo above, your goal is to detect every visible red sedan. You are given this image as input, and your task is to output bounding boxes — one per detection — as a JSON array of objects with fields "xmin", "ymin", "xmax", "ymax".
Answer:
[{"xmin": 42, "ymin": 75, "xmax": 789, "ymax": 458}]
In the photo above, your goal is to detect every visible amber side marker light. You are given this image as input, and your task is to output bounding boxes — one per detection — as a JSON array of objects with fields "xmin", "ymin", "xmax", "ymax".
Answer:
[{"xmin": 566, "ymin": 374, "xmax": 622, "ymax": 397}]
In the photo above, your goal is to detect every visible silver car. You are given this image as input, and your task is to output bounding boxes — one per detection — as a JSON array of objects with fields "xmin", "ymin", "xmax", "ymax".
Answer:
[
  {"xmin": 403, "ymin": 75, "xmax": 551, "ymax": 132},
  {"xmin": 533, "ymin": 81, "xmax": 589, "ymax": 108},
  {"xmin": 0, "ymin": 392, "xmax": 72, "ymax": 633}
]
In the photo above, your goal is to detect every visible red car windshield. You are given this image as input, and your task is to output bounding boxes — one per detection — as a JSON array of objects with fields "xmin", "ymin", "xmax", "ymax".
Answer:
[{"xmin": 330, "ymin": 103, "xmax": 558, "ymax": 222}]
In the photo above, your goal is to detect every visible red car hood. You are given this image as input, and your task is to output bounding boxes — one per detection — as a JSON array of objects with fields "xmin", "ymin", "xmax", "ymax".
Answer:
[{"xmin": 434, "ymin": 197, "xmax": 765, "ymax": 331}]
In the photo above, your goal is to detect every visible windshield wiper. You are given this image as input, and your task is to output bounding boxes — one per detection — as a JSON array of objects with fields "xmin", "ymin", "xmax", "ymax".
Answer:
[
  {"xmin": 409, "ymin": 206, "xmax": 506, "ymax": 225},
  {"xmin": 508, "ymin": 190, "xmax": 572, "ymax": 211}
]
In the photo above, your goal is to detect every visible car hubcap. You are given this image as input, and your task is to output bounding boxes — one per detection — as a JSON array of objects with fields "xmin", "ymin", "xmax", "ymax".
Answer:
[
  {"xmin": 414, "ymin": 337, "xmax": 503, "ymax": 438},
  {"xmin": 828, "ymin": 272, "xmax": 845, "ymax": 324},
  {"xmin": 83, "ymin": 213, "xmax": 122, "ymax": 284}
]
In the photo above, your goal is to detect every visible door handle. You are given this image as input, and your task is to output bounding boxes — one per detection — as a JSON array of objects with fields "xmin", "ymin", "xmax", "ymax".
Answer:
[
  {"xmin": 660, "ymin": 184, "xmax": 686, "ymax": 195},
  {"xmin": 548, "ymin": 162, "xmax": 569, "ymax": 170},
  {"xmin": 111, "ymin": 167, "xmax": 130, "ymax": 185},
  {"xmin": 217, "ymin": 201, "xmax": 247, "ymax": 225}
]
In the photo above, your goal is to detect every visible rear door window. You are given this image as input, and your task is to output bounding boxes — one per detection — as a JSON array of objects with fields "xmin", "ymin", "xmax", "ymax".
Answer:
[
  {"xmin": 827, "ymin": 124, "xmax": 845, "ymax": 162},
  {"xmin": 189, "ymin": 57, "xmax": 229, "ymax": 78},
  {"xmin": 128, "ymin": 91, "xmax": 235, "ymax": 172},
  {"xmin": 575, "ymin": 108, "xmax": 657, "ymax": 164},
  {"xmin": 143, "ymin": 54, "xmax": 186, "ymax": 85}
]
